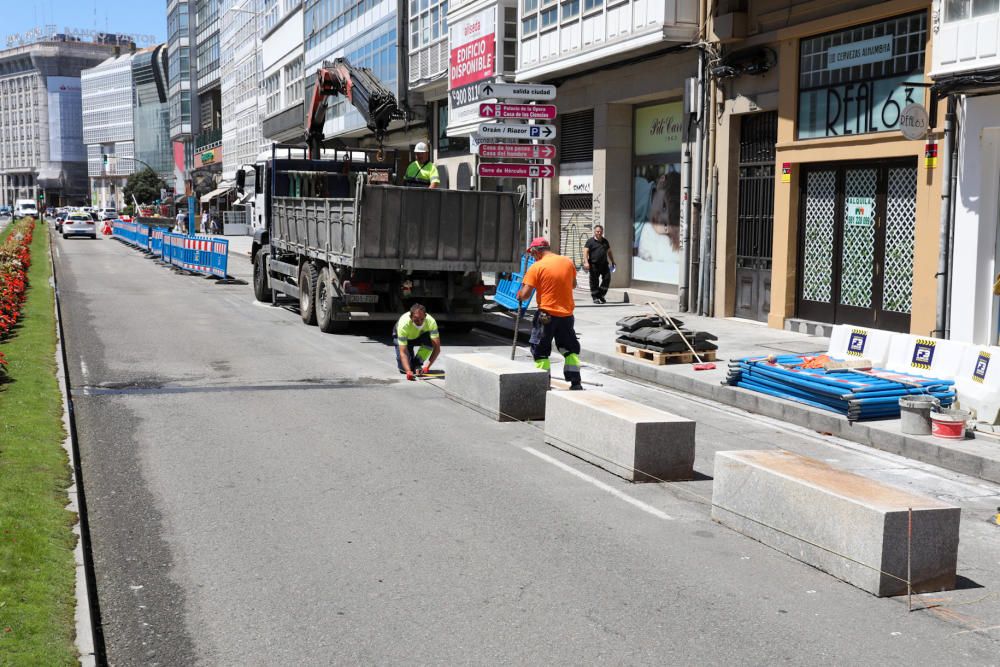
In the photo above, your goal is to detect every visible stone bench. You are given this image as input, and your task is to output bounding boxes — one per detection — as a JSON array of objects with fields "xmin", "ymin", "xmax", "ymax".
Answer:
[
  {"xmin": 544, "ymin": 390, "xmax": 696, "ymax": 482},
  {"xmin": 711, "ymin": 450, "xmax": 961, "ymax": 597},
  {"xmin": 445, "ymin": 353, "xmax": 549, "ymax": 421}
]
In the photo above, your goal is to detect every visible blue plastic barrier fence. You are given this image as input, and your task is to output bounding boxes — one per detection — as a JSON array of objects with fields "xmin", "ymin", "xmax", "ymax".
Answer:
[
  {"xmin": 150, "ymin": 228, "xmax": 164, "ymax": 257},
  {"xmin": 160, "ymin": 232, "xmax": 228, "ymax": 278}
]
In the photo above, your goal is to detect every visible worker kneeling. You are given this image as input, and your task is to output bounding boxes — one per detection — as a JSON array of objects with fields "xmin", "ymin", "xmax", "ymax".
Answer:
[
  {"xmin": 516, "ymin": 237, "xmax": 583, "ymax": 390},
  {"xmin": 395, "ymin": 303, "xmax": 441, "ymax": 381}
]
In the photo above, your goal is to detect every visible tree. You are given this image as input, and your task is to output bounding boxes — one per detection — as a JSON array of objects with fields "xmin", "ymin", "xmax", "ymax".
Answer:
[{"xmin": 123, "ymin": 167, "xmax": 166, "ymax": 206}]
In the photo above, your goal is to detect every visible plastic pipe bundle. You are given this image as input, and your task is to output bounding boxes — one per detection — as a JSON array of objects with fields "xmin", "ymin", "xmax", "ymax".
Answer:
[{"xmin": 726, "ymin": 355, "xmax": 955, "ymax": 421}]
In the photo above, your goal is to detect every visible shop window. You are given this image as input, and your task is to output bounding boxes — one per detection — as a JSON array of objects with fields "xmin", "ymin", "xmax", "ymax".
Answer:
[{"xmin": 437, "ymin": 101, "xmax": 468, "ymax": 156}]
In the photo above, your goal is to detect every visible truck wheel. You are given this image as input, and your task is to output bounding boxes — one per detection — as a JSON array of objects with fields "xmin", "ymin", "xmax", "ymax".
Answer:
[
  {"xmin": 253, "ymin": 249, "xmax": 272, "ymax": 302},
  {"xmin": 299, "ymin": 263, "xmax": 318, "ymax": 325},
  {"xmin": 316, "ymin": 266, "xmax": 346, "ymax": 333}
]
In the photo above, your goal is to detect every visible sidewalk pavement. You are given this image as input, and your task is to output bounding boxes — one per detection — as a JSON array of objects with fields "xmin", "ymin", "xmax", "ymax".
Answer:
[
  {"xmin": 224, "ymin": 233, "xmax": 253, "ymax": 259},
  {"xmin": 485, "ymin": 280, "xmax": 1000, "ymax": 486}
]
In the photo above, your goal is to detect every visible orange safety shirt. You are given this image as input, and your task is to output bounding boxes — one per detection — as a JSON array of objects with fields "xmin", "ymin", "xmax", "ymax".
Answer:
[{"xmin": 522, "ymin": 252, "xmax": 576, "ymax": 317}]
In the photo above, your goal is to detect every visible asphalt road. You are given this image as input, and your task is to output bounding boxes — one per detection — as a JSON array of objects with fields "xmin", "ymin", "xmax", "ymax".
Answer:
[{"xmin": 52, "ymin": 228, "xmax": 1000, "ymax": 666}]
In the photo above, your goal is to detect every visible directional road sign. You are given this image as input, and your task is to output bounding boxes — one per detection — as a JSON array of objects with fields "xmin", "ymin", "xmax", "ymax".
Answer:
[
  {"xmin": 477, "ymin": 122, "xmax": 557, "ymax": 140},
  {"xmin": 478, "ymin": 82, "xmax": 557, "ymax": 101},
  {"xmin": 478, "ymin": 163, "xmax": 554, "ymax": 178},
  {"xmin": 478, "ymin": 143, "xmax": 556, "ymax": 160},
  {"xmin": 479, "ymin": 103, "xmax": 557, "ymax": 120}
]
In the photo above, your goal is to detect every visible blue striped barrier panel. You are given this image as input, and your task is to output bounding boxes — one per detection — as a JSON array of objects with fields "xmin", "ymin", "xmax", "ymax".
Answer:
[
  {"xmin": 150, "ymin": 228, "xmax": 164, "ymax": 257},
  {"xmin": 161, "ymin": 232, "xmax": 229, "ymax": 278},
  {"xmin": 135, "ymin": 223, "xmax": 150, "ymax": 251}
]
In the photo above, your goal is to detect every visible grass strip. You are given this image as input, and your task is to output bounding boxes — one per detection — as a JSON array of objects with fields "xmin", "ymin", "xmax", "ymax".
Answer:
[{"xmin": 0, "ymin": 221, "xmax": 77, "ymax": 665}]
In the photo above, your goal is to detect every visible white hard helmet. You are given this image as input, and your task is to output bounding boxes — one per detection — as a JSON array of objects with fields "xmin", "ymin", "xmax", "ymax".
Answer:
[{"xmin": 414, "ymin": 141, "xmax": 429, "ymax": 153}]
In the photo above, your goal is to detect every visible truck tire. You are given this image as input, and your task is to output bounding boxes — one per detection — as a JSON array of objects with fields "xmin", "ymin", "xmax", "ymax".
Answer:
[
  {"xmin": 316, "ymin": 266, "xmax": 347, "ymax": 333},
  {"xmin": 253, "ymin": 249, "xmax": 272, "ymax": 303},
  {"xmin": 299, "ymin": 262, "xmax": 318, "ymax": 325}
]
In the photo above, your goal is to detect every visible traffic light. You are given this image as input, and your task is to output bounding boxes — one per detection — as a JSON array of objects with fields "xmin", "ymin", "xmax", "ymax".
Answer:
[{"xmin": 37, "ymin": 192, "xmax": 44, "ymax": 201}]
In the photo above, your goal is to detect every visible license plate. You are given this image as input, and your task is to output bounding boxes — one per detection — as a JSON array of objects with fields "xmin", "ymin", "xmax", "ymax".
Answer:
[{"xmin": 346, "ymin": 294, "xmax": 379, "ymax": 304}]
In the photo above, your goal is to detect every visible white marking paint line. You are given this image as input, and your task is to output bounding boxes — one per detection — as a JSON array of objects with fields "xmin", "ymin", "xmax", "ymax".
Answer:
[
  {"xmin": 521, "ymin": 446, "xmax": 674, "ymax": 521},
  {"xmin": 80, "ymin": 359, "xmax": 89, "ymax": 380}
]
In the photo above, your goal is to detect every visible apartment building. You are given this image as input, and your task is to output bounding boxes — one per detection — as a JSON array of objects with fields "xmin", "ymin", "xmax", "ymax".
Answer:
[
  {"xmin": 0, "ymin": 39, "xmax": 115, "ymax": 206},
  {"xmin": 194, "ymin": 0, "xmax": 225, "ymax": 194},
  {"xmin": 931, "ymin": 0, "xmax": 1000, "ymax": 345}
]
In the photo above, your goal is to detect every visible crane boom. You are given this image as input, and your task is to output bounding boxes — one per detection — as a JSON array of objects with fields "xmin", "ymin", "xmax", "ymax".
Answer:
[{"xmin": 305, "ymin": 58, "xmax": 404, "ymax": 160}]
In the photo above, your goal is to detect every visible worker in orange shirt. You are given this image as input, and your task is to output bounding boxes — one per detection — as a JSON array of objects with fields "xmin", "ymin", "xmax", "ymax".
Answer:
[{"xmin": 516, "ymin": 237, "xmax": 583, "ymax": 390}]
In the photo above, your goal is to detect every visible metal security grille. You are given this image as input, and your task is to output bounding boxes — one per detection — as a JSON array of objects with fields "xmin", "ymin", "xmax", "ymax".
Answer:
[
  {"xmin": 839, "ymin": 168, "xmax": 878, "ymax": 308},
  {"xmin": 883, "ymin": 166, "xmax": 916, "ymax": 314},
  {"xmin": 736, "ymin": 111, "xmax": 777, "ymax": 270},
  {"xmin": 801, "ymin": 170, "xmax": 837, "ymax": 304},
  {"xmin": 559, "ymin": 194, "xmax": 594, "ymax": 268},
  {"xmin": 560, "ymin": 110, "xmax": 594, "ymax": 163}
]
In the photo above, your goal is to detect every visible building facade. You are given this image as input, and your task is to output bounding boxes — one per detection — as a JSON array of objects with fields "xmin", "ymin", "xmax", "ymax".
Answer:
[
  {"xmin": 194, "ymin": 0, "xmax": 225, "ymax": 194},
  {"xmin": 221, "ymin": 0, "xmax": 267, "ymax": 181},
  {"xmin": 133, "ymin": 45, "xmax": 174, "ymax": 183},
  {"xmin": 168, "ymin": 0, "xmax": 199, "ymax": 198},
  {"xmin": 82, "ymin": 53, "xmax": 136, "ymax": 209},
  {"xmin": 709, "ymin": 0, "xmax": 939, "ymax": 337},
  {"xmin": 261, "ymin": 0, "xmax": 305, "ymax": 144},
  {"xmin": 931, "ymin": 0, "xmax": 1000, "ymax": 345},
  {"xmin": 0, "ymin": 39, "xmax": 116, "ymax": 207}
]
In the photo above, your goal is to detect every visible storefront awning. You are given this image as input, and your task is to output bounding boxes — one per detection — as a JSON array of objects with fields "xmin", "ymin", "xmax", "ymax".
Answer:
[{"xmin": 200, "ymin": 186, "xmax": 233, "ymax": 204}]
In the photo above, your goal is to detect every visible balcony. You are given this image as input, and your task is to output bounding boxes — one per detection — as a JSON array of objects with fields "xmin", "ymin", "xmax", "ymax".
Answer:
[
  {"xmin": 933, "ymin": 9, "xmax": 1000, "ymax": 77},
  {"xmin": 194, "ymin": 127, "xmax": 222, "ymax": 151},
  {"xmin": 517, "ymin": 0, "xmax": 698, "ymax": 81}
]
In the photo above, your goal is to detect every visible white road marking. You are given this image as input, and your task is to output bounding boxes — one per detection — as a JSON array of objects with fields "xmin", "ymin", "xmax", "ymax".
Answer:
[
  {"xmin": 521, "ymin": 446, "xmax": 674, "ymax": 521},
  {"xmin": 80, "ymin": 359, "xmax": 89, "ymax": 379},
  {"xmin": 954, "ymin": 624, "xmax": 1000, "ymax": 636}
]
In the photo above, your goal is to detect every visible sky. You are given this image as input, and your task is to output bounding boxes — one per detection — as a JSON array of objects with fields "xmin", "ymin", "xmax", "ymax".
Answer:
[{"xmin": 4, "ymin": 1, "xmax": 167, "ymax": 46}]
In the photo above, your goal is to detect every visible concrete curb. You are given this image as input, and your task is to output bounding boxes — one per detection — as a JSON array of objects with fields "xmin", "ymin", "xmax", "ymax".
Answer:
[
  {"xmin": 48, "ymin": 228, "xmax": 98, "ymax": 666},
  {"xmin": 479, "ymin": 317, "xmax": 1000, "ymax": 485}
]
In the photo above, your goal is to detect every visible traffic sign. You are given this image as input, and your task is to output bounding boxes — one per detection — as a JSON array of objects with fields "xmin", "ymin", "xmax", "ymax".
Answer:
[
  {"xmin": 479, "ymin": 103, "xmax": 557, "ymax": 120},
  {"xmin": 479, "ymin": 143, "xmax": 556, "ymax": 160},
  {"xmin": 477, "ymin": 122, "xmax": 557, "ymax": 140},
  {"xmin": 478, "ymin": 163, "xmax": 554, "ymax": 178},
  {"xmin": 478, "ymin": 82, "xmax": 556, "ymax": 101}
]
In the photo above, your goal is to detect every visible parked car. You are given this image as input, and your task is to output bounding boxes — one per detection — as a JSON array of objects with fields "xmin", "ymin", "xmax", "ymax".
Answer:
[
  {"xmin": 101, "ymin": 209, "xmax": 118, "ymax": 220},
  {"xmin": 0, "ymin": 206, "xmax": 11, "ymax": 217},
  {"xmin": 62, "ymin": 211, "xmax": 97, "ymax": 239}
]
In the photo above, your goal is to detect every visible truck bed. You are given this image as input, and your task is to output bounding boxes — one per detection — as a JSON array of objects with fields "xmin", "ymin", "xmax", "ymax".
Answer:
[{"xmin": 272, "ymin": 184, "xmax": 523, "ymax": 273}]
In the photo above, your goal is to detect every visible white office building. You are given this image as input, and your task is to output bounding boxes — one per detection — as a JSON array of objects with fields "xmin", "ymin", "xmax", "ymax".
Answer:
[
  {"xmin": 261, "ymin": 0, "xmax": 306, "ymax": 144},
  {"xmin": 82, "ymin": 53, "xmax": 136, "ymax": 209},
  {"xmin": 221, "ymin": 0, "xmax": 267, "ymax": 180}
]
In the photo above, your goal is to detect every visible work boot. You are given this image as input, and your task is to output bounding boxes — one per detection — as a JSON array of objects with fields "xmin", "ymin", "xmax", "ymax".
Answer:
[{"xmin": 570, "ymin": 382, "xmax": 584, "ymax": 391}]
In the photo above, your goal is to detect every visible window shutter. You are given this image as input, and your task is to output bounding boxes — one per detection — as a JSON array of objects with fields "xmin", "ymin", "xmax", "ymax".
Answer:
[{"xmin": 559, "ymin": 109, "xmax": 594, "ymax": 163}]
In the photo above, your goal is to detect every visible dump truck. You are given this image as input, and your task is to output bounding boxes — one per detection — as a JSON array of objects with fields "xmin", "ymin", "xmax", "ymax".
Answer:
[{"xmin": 246, "ymin": 58, "xmax": 523, "ymax": 331}]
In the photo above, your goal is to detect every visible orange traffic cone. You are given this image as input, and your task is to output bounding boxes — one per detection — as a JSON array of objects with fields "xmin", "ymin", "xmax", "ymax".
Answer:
[{"xmin": 102, "ymin": 221, "xmax": 112, "ymax": 235}]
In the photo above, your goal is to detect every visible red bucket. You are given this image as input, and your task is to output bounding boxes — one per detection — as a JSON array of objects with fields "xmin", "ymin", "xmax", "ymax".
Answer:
[{"xmin": 930, "ymin": 408, "xmax": 971, "ymax": 440}]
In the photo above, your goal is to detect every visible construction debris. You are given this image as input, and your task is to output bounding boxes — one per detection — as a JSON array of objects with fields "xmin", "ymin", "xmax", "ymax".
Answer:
[{"xmin": 615, "ymin": 311, "xmax": 719, "ymax": 366}]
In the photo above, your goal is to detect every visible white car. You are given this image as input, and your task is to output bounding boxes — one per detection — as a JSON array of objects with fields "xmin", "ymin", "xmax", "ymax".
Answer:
[{"xmin": 62, "ymin": 211, "xmax": 98, "ymax": 239}]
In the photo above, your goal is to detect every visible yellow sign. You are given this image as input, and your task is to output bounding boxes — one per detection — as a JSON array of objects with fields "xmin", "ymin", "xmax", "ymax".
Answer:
[{"xmin": 634, "ymin": 102, "xmax": 683, "ymax": 156}]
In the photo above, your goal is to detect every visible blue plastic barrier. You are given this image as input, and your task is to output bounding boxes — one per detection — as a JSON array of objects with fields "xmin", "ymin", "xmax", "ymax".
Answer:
[
  {"xmin": 160, "ymin": 232, "xmax": 228, "ymax": 278},
  {"xmin": 150, "ymin": 228, "xmax": 164, "ymax": 257},
  {"xmin": 494, "ymin": 255, "xmax": 535, "ymax": 312}
]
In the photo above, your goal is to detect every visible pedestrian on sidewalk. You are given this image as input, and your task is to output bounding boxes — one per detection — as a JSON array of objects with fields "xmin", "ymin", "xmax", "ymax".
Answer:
[
  {"xmin": 517, "ymin": 237, "xmax": 583, "ymax": 390},
  {"xmin": 583, "ymin": 225, "xmax": 616, "ymax": 304},
  {"xmin": 394, "ymin": 303, "xmax": 441, "ymax": 381},
  {"xmin": 201, "ymin": 210, "xmax": 208, "ymax": 234}
]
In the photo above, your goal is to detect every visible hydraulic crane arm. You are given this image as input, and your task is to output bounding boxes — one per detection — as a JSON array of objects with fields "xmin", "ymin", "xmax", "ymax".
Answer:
[{"xmin": 306, "ymin": 57, "xmax": 404, "ymax": 160}]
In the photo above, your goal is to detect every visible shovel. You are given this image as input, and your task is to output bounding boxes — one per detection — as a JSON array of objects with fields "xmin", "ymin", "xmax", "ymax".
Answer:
[{"xmin": 645, "ymin": 301, "xmax": 717, "ymax": 371}]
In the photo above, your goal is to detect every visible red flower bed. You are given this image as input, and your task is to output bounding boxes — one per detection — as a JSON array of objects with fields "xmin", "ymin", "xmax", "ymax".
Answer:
[{"xmin": 0, "ymin": 219, "xmax": 34, "ymax": 374}]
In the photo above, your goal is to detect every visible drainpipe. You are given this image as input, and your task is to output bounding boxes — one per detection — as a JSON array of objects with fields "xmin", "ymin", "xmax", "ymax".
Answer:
[
  {"xmin": 679, "ymin": 77, "xmax": 697, "ymax": 312},
  {"xmin": 934, "ymin": 95, "xmax": 956, "ymax": 339},
  {"xmin": 698, "ymin": 71, "xmax": 717, "ymax": 315},
  {"xmin": 705, "ymin": 76, "xmax": 719, "ymax": 316},
  {"xmin": 689, "ymin": 52, "xmax": 706, "ymax": 312}
]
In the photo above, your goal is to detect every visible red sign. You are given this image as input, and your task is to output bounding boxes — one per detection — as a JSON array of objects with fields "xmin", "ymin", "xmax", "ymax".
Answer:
[
  {"xmin": 450, "ymin": 33, "xmax": 495, "ymax": 88},
  {"xmin": 479, "ymin": 103, "xmax": 557, "ymax": 120},
  {"xmin": 478, "ymin": 163, "xmax": 554, "ymax": 178},
  {"xmin": 479, "ymin": 144, "xmax": 556, "ymax": 160}
]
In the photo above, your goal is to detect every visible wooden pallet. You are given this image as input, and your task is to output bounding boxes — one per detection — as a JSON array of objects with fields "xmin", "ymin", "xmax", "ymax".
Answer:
[{"xmin": 615, "ymin": 343, "xmax": 717, "ymax": 366}]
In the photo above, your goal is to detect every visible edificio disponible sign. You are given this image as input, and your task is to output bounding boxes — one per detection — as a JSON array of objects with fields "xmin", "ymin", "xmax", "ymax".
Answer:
[
  {"xmin": 797, "ymin": 12, "xmax": 928, "ymax": 139},
  {"xmin": 448, "ymin": 7, "xmax": 497, "ymax": 133}
]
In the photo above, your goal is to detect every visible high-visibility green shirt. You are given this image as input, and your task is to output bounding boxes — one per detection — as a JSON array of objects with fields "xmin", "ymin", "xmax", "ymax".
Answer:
[
  {"xmin": 405, "ymin": 160, "xmax": 440, "ymax": 186},
  {"xmin": 394, "ymin": 312, "xmax": 439, "ymax": 343}
]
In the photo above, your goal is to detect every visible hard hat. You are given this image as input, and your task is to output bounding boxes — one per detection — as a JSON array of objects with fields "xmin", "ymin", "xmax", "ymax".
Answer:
[
  {"xmin": 414, "ymin": 141, "xmax": 429, "ymax": 153},
  {"xmin": 527, "ymin": 237, "xmax": 550, "ymax": 250}
]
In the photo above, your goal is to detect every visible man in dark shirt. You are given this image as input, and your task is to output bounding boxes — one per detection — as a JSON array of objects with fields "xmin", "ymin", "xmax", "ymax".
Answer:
[{"xmin": 583, "ymin": 225, "xmax": 616, "ymax": 304}]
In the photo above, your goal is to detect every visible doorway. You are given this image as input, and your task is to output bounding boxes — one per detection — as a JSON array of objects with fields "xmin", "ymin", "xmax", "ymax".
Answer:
[
  {"xmin": 797, "ymin": 159, "xmax": 916, "ymax": 332},
  {"xmin": 735, "ymin": 111, "xmax": 777, "ymax": 322}
]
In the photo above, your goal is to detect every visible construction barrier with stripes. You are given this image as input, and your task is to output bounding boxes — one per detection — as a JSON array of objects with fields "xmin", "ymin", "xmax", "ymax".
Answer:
[{"xmin": 112, "ymin": 220, "xmax": 229, "ymax": 279}]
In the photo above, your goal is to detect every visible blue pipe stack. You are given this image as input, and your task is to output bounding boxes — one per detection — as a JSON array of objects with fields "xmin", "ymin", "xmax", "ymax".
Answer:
[{"xmin": 726, "ymin": 355, "xmax": 955, "ymax": 421}]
